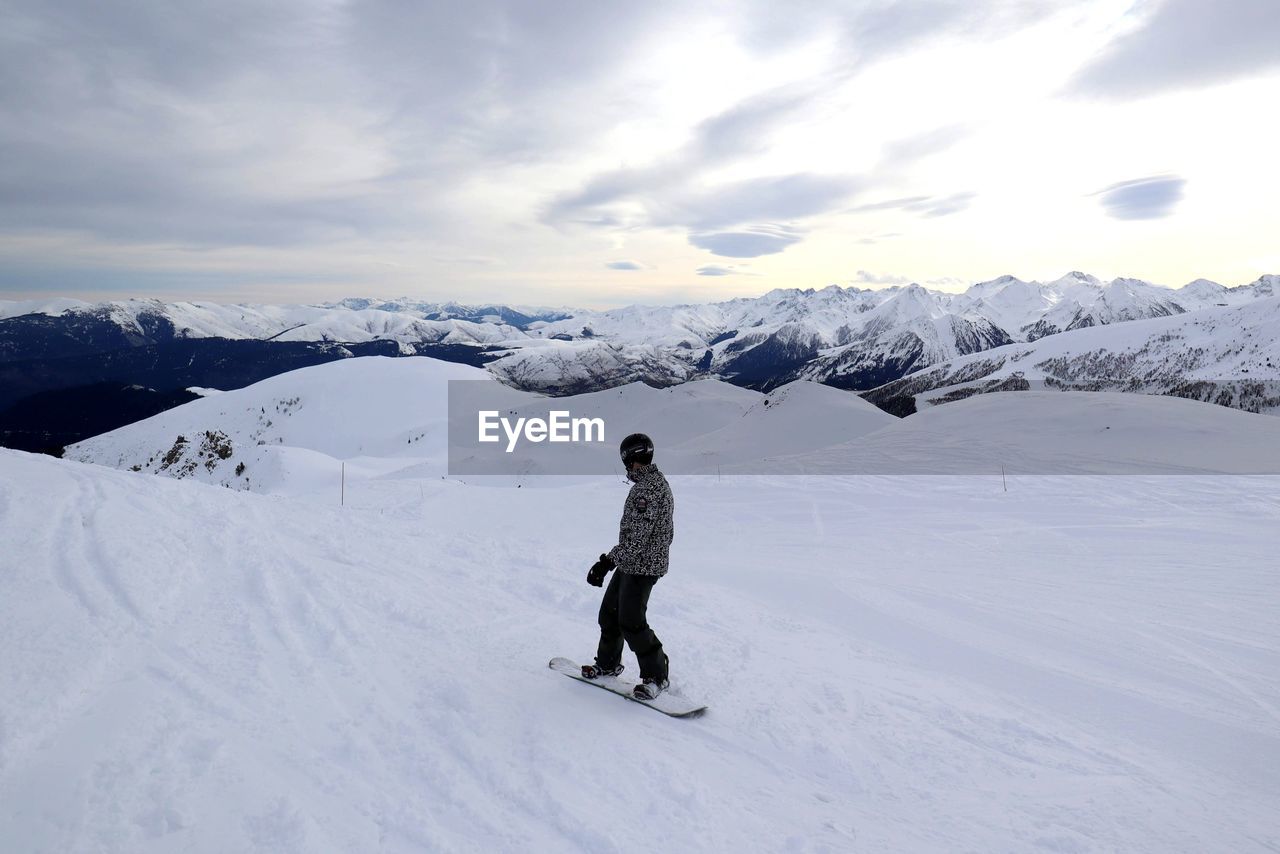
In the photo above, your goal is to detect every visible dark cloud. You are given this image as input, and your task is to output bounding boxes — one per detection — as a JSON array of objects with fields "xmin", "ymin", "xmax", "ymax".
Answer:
[
  {"xmin": 0, "ymin": 1, "xmax": 673, "ymax": 250},
  {"xmin": 689, "ymin": 226, "xmax": 803, "ymax": 258},
  {"xmin": 1090, "ymin": 174, "xmax": 1186, "ymax": 220},
  {"xmin": 605, "ymin": 260, "xmax": 644, "ymax": 271},
  {"xmin": 0, "ymin": 0, "xmax": 1095, "ymax": 286},
  {"xmin": 1069, "ymin": 0, "xmax": 1280, "ymax": 98}
]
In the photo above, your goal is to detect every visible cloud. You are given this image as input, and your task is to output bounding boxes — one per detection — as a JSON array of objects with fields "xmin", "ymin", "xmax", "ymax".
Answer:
[
  {"xmin": 665, "ymin": 174, "xmax": 867, "ymax": 232},
  {"xmin": 0, "ymin": 1, "xmax": 675, "ymax": 249},
  {"xmin": 879, "ymin": 123, "xmax": 972, "ymax": 166},
  {"xmin": 689, "ymin": 226, "xmax": 804, "ymax": 258},
  {"xmin": 543, "ymin": 81, "xmax": 866, "ymax": 247},
  {"xmin": 606, "ymin": 260, "xmax": 644, "ymax": 271},
  {"xmin": 0, "ymin": 0, "xmax": 1035, "ymax": 282},
  {"xmin": 916, "ymin": 192, "xmax": 976, "ymax": 217},
  {"xmin": 696, "ymin": 264, "xmax": 759, "ymax": 276},
  {"xmin": 1090, "ymin": 174, "xmax": 1186, "ymax": 220},
  {"xmin": 853, "ymin": 232, "xmax": 903, "ymax": 245},
  {"xmin": 1069, "ymin": 0, "xmax": 1280, "ymax": 99},
  {"xmin": 853, "ymin": 270, "xmax": 912, "ymax": 285},
  {"xmin": 545, "ymin": 111, "xmax": 970, "ymax": 259},
  {"xmin": 848, "ymin": 192, "xmax": 975, "ymax": 218}
]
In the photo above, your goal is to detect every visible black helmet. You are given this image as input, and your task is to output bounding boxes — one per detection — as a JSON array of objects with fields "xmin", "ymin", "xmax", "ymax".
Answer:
[{"xmin": 619, "ymin": 432, "xmax": 654, "ymax": 466}]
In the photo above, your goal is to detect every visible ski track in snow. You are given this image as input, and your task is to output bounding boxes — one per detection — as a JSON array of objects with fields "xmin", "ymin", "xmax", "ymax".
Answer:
[{"xmin": 2, "ymin": 452, "xmax": 1279, "ymax": 852}]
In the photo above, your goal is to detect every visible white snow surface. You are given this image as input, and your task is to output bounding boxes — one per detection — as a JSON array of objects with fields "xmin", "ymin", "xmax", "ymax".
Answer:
[
  {"xmin": 744, "ymin": 391, "xmax": 1280, "ymax": 475},
  {"xmin": 3, "ymin": 447, "xmax": 1279, "ymax": 851},
  {"xmin": 67, "ymin": 357, "xmax": 491, "ymax": 492},
  {"xmin": 11, "ymin": 355, "xmax": 1280, "ymax": 850},
  {"xmin": 0, "ymin": 297, "xmax": 92, "ymax": 319}
]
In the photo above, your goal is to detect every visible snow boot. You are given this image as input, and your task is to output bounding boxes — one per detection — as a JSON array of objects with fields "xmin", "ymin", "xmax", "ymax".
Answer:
[
  {"xmin": 633, "ymin": 677, "xmax": 669, "ymax": 700},
  {"xmin": 582, "ymin": 662, "xmax": 624, "ymax": 680}
]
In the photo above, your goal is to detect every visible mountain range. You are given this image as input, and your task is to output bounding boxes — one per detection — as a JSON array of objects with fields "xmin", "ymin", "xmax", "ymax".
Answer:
[{"xmin": 2, "ymin": 272, "xmax": 1277, "ymax": 451}]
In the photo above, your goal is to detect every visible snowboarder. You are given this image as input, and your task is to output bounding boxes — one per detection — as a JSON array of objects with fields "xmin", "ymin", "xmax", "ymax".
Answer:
[{"xmin": 582, "ymin": 432, "xmax": 674, "ymax": 700}]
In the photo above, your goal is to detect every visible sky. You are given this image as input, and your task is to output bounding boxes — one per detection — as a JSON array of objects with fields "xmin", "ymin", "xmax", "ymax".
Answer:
[{"xmin": 1, "ymin": 0, "xmax": 1278, "ymax": 309}]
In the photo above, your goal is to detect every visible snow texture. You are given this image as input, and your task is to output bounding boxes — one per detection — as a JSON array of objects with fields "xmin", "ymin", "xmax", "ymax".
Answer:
[{"xmin": 5, "ymin": 354, "xmax": 1280, "ymax": 852}]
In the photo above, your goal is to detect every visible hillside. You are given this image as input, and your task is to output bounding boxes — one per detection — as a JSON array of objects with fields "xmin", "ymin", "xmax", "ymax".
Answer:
[
  {"xmin": 5, "ymin": 273, "xmax": 1278, "ymax": 410},
  {"xmin": 739, "ymin": 391, "xmax": 1280, "ymax": 475},
  {"xmin": 5, "ymin": 442, "xmax": 1280, "ymax": 851},
  {"xmin": 865, "ymin": 297, "xmax": 1280, "ymax": 417},
  {"xmin": 65, "ymin": 357, "xmax": 491, "ymax": 493},
  {"xmin": 67, "ymin": 356, "xmax": 1280, "ymax": 485}
]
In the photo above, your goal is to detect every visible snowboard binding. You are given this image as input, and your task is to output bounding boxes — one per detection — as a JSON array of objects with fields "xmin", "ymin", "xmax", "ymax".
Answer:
[{"xmin": 581, "ymin": 662, "xmax": 624, "ymax": 680}]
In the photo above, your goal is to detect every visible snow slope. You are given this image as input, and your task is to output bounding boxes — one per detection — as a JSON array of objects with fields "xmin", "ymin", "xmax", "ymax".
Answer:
[
  {"xmin": 3, "ymin": 446, "xmax": 1279, "ymax": 852},
  {"xmin": 739, "ymin": 391, "xmax": 1280, "ymax": 475},
  {"xmin": 64, "ymin": 357, "xmax": 496, "ymax": 493},
  {"xmin": 665, "ymin": 380, "xmax": 897, "ymax": 471},
  {"xmin": 68, "ymin": 355, "xmax": 1280, "ymax": 487},
  {"xmin": 866, "ymin": 297, "xmax": 1280, "ymax": 416},
  {"xmin": 0, "ymin": 297, "xmax": 92, "ymax": 319},
  {"xmin": 68, "ymin": 358, "xmax": 894, "ymax": 482}
]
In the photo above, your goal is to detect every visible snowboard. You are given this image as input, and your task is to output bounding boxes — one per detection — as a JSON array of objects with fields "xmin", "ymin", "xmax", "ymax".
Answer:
[{"xmin": 548, "ymin": 657, "xmax": 707, "ymax": 718}]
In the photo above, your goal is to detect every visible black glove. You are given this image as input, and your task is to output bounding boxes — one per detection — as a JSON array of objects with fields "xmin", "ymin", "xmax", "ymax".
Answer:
[{"xmin": 587, "ymin": 553, "xmax": 615, "ymax": 587}]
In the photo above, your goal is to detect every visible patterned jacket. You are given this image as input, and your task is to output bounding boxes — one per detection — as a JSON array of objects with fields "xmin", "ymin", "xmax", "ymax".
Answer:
[{"xmin": 607, "ymin": 463, "xmax": 674, "ymax": 577}]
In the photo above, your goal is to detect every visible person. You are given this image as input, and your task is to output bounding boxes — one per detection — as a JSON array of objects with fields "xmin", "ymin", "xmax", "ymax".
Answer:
[{"xmin": 582, "ymin": 432, "xmax": 674, "ymax": 700}]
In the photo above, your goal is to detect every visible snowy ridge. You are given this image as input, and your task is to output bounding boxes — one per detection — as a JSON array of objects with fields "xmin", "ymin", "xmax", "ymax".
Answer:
[
  {"xmin": 66, "ymin": 357, "xmax": 492, "ymax": 493},
  {"xmin": 866, "ymin": 296, "xmax": 1280, "ymax": 416},
  {"xmin": 0, "ymin": 297, "xmax": 92, "ymax": 319},
  {"xmin": 67, "ymin": 354, "xmax": 1280, "ymax": 492},
  {"xmin": 6, "ymin": 273, "xmax": 1278, "ymax": 399}
]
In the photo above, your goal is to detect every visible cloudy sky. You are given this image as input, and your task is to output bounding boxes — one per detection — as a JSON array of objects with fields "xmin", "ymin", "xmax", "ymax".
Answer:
[{"xmin": 2, "ymin": 0, "xmax": 1278, "ymax": 307}]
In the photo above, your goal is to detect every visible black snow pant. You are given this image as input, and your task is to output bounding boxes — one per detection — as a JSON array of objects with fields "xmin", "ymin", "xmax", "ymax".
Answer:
[{"xmin": 595, "ymin": 571, "xmax": 668, "ymax": 681}]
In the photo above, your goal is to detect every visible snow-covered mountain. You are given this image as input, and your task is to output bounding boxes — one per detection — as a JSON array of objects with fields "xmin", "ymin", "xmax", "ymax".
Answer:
[
  {"xmin": 65, "ymin": 357, "xmax": 489, "ymax": 493},
  {"xmin": 514, "ymin": 273, "xmax": 1277, "ymax": 392},
  {"xmin": 65, "ymin": 357, "xmax": 896, "ymax": 486},
  {"xmin": 6, "ymin": 274, "xmax": 1280, "ymax": 455},
  {"xmin": 864, "ymin": 295, "xmax": 1280, "ymax": 416},
  {"xmin": 6, "ymin": 273, "xmax": 1276, "ymax": 394},
  {"xmin": 67, "ymin": 353, "xmax": 1280, "ymax": 489}
]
